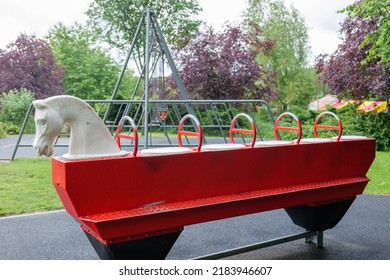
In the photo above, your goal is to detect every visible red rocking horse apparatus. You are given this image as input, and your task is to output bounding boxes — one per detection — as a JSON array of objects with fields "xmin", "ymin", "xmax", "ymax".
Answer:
[{"xmin": 33, "ymin": 96, "xmax": 376, "ymax": 260}]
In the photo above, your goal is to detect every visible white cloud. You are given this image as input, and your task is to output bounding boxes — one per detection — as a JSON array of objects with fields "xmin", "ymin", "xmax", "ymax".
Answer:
[
  {"xmin": 1, "ymin": 0, "xmax": 355, "ymax": 61},
  {"xmin": 197, "ymin": 0, "xmax": 246, "ymax": 28},
  {"xmin": 285, "ymin": 0, "xmax": 355, "ymax": 59},
  {"xmin": 0, "ymin": 0, "xmax": 91, "ymax": 48}
]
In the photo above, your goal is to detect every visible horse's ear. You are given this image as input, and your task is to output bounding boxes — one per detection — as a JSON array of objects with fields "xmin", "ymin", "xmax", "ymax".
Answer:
[{"xmin": 33, "ymin": 100, "xmax": 48, "ymax": 110}]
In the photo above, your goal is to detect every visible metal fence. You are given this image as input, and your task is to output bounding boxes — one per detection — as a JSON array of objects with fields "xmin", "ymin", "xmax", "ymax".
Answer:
[{"xmin": 11, "ymin": 99, "xmax": 276, "ymax": 160}]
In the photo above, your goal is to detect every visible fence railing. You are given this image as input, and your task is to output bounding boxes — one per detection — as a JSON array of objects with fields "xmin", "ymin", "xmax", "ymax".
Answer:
[{"xmin": 11, "ymin": 99, "xmax": 276, "ymax": 160}]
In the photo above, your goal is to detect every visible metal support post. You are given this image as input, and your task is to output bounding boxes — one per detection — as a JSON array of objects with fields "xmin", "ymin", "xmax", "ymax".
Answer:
[
  {"xmin": 11, "ymin": 104, "xmax": 33, "ymax": 160},
  {"xmin": 305, "ymin": 230, "xmax": 324, "ymax": 248},
  {"xmin": 144, "ymin": 8, "xmax": 151, "ymax": 148},
  {"xmin": 193, "ymin": 231, "xmax": 320, "ymax": 260}
]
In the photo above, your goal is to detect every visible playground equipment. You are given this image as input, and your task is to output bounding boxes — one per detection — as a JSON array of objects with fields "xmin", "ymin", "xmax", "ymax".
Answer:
[
  {"xmin": 32, "ymin": 96, "xmax": 127, "ymax": 160},
  {"xmin": 33, "ymin": 96, "xmax": 376, "ymax": 260}
]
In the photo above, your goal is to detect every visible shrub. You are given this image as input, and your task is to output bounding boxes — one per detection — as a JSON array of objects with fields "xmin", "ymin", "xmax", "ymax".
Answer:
[
  {"xmin": 0, "ymin": 88, "xmax": 34, "ymax": 126},
  {"xmin": 0, "ymin": 123, "xmax": 6, "ymax": 138},
  {"xmin": 278, "ymin": 104, "xmax": 390, "ymax": 151},
  {"xmin": 0, "ymin": 122, "xmax": 20, "ymax": 137},
  {"xmin": 350, "ymin": 110, "xmax": 390, "ymax": 151}
]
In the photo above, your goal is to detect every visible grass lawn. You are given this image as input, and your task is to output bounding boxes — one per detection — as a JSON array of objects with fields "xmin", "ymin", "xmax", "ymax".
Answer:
[
  {"xmin": 0, "ymin": 152, "xmax": 389, "ymax": 216},
  {"xmin": 0, "ymin": 158, "xmax": 62, "ymax": 216},
  {"xmin": 366, "ymin": 151, "xmax": 390, "ymax": 195}
]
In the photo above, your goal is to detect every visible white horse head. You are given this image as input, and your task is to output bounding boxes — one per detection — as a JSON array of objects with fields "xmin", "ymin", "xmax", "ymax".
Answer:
[
  {"xmin": 32, "ymin": 95, "xmax": 127, "ymax": 160},
  {"xmin": 32, "ymin": 98, "xmax": 64, "ymax": 157}
]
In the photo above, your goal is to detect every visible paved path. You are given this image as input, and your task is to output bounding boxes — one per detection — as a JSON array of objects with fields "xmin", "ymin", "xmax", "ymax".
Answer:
[
  {"xmin": 0, "ymin": 134, "xmax": 70, "ymax": 160},
  {"xmin": 0, "ymin": 194, "xmax": 389, "ymax": 260}
]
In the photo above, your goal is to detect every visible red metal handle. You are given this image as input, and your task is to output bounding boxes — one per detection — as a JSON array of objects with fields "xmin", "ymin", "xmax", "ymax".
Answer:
[
  {"xmin": 274, "ymin": 112, "xmax": 302, "ymax": 144},
  {"xmin": 314, "ymin": 111, "xmax": 343, "ymax": 141},
  {"xmin": 115, "ymin": 116, "xmax": 138, "ymax": 156},
  {"xmin": 178, "ymin": 114, "xmax": 203, "ymax": 152},
  {"xmin": 230, "ymin": 113, "xmax": 256, "ymax": 148}
]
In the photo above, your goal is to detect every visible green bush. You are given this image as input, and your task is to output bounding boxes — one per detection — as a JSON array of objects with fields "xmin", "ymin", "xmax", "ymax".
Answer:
[
  {"xmin": 350, "ymin": 110, "xmax": 390, "ymax": 151},
  {"xmin": 0, "ymin": 122, "xmax": 20, "ymax": 138},
  {"xmin": 0, "ymin": 124, "xmax": 6, "ymax": 138},
  {"xmin": 286, "ymin": 104, "xmax": 390, "ymax": 151},
  {"xmin": 0, "ymin": 88, "xmax": 34, "ymax": 126}
]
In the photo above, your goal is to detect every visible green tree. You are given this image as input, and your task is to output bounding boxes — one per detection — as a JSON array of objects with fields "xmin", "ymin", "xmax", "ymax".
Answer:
[
  {"xmin": 282, "ymin": 68, "xmax": 322, "ymax": 107},
  {"xmin": 46, "ymin": 23, "xmax": 137, "ymax": 100},
  {"xmin": 342, "ymin": 0, "xmax": 390, "ymax": 68},
  {"xmin": 86, "ymin": 0, "xmax": 202, "ymax": 67},
  {"xmin": 243, "ymin": 0, "xmax": 318, "ymax": 107}
]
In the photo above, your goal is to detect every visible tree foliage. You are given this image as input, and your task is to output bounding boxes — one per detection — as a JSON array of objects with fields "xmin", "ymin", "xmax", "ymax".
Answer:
[
  {"xmin": 169, "ymin": 25, "xmax": 276, "ymax": 100},
  {"xmin": 243, "ymin": 0, "xmax": 309, "ymax": 67},
  {"xmin": 315, "ymin": 16, "xmax": 390, "ymax": 99},
  {"xmin": 0, "ymin": 34, "xmax": 65, "ymax": 99},
  {"xmin": 243, "ymin": 0, "xmax": 317, "ymax": 107},
  {"xmin": 46, "ymin": 23, "xmax": 137, "ymax": 100},
  {"xmin": 342, "ymin": 0, "xmax": 390, "ymax": 68},
  {"xmin": 86, "ymin": 0, "xmax": 202, "ymax": 66}
]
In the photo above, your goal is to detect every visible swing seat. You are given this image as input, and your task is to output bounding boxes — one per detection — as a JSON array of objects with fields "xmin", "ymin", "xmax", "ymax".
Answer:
[
  {"xmin": 300, "ymin": 138, "xmax": 334, "ymax": 143},
  {"xmin": 334, "ymin": 135, "xmax": 368, "ymax": 140},
  {"xmin": 254, "ymin": 140, "xmax": 293, "ymax": 146},
  {"xmin": 140, "ymin": 147, "xmax": 194, "ymax": 156}
]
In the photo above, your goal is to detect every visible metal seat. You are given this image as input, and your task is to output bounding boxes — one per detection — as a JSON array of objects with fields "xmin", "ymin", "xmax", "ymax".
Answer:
[
  {"xmin": 201, "ymin": 143, "xmax": 246, "ymax": 151},
  {"xmin": 300, "ymin": 138, "xmax": 334, "ymax": 143},
  {"xmin": 255, "ymin": 140, "xmax": 293, "ymax": 146},
  {"xmin": 140, "ymin": 147, "xmax": 194, "ymax": 156},
  {"xmin": 334, "ymin": 135, "xmax": 367, "ymax": 140}
]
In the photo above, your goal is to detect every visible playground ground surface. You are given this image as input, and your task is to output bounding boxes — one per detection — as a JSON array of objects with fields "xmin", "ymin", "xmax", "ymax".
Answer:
[{"xmin": 0, "ymin": 194, "xmax": 389, "ymax": 260}]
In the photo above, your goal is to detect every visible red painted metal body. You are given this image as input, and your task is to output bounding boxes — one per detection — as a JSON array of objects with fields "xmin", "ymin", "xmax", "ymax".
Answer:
[{"xmin": 51, "ymin": 138, "xmax": 375, "ymax": 245}]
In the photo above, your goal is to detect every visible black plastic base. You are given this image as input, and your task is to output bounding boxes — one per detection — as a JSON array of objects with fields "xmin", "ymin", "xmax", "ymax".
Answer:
[
  {"xmin": 85, "ymin": 230, "xmax": 182, "ymax": 260},
  {"xmin": 285, "ymin": 198, "xmax": 355, "ymax": 231}
]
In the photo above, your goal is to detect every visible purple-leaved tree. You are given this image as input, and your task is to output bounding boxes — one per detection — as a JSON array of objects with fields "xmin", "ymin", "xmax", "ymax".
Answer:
[
  {"xmin": 168, "ymin": 25, "xmax": 276, "ymax": 100},
  {"xmin": 0, "ymin": 34, "xmax": 65, "ymax": 99},
  {"xmin": 315, "ymin": 16, "xmax": 390, "ymax": 99}
]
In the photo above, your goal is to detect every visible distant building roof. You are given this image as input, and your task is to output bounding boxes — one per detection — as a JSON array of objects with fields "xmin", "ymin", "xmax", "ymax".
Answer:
[{"xmin": 308, "ymin": 95, "xmax": 388, "ymax": 113}]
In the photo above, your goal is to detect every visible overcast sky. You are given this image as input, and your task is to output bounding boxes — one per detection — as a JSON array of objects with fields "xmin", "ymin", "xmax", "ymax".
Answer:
[{"xmin": 0, "ymin": 0, "xmax": 355, "ymax": 63}]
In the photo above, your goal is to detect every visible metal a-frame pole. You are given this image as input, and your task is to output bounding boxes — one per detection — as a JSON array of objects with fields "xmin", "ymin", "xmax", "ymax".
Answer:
[
  {"xmin": 140, "ymin": 8, "xmax": 198, "ymax": 147},
  {"xmin": 150, "ymin": 10, "xmax": 197, "ymax": 118},
  {"xmin": 144, "ymin": 8, "xmax": 151, "ymax": 148},
  {"xmin": 103, "ymin": 11, "xmax": 146, "ymax": 122},
  {"xmin": 106, "ymin": 8, "xmax": 197, "ymax": 148}
]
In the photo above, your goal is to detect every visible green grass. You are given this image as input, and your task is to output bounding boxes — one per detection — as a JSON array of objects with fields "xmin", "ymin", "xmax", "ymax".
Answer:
[
  {"xmin": 366, "ymin": 151, "xmax": 390, "ymax": 195},
  {"xmin": 0, "ymin": 158, "xmax": 62, "ymax": 216},
  {"xmin": 0, "ymin": 152, "xmax": 389, "ymax": 217}
]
